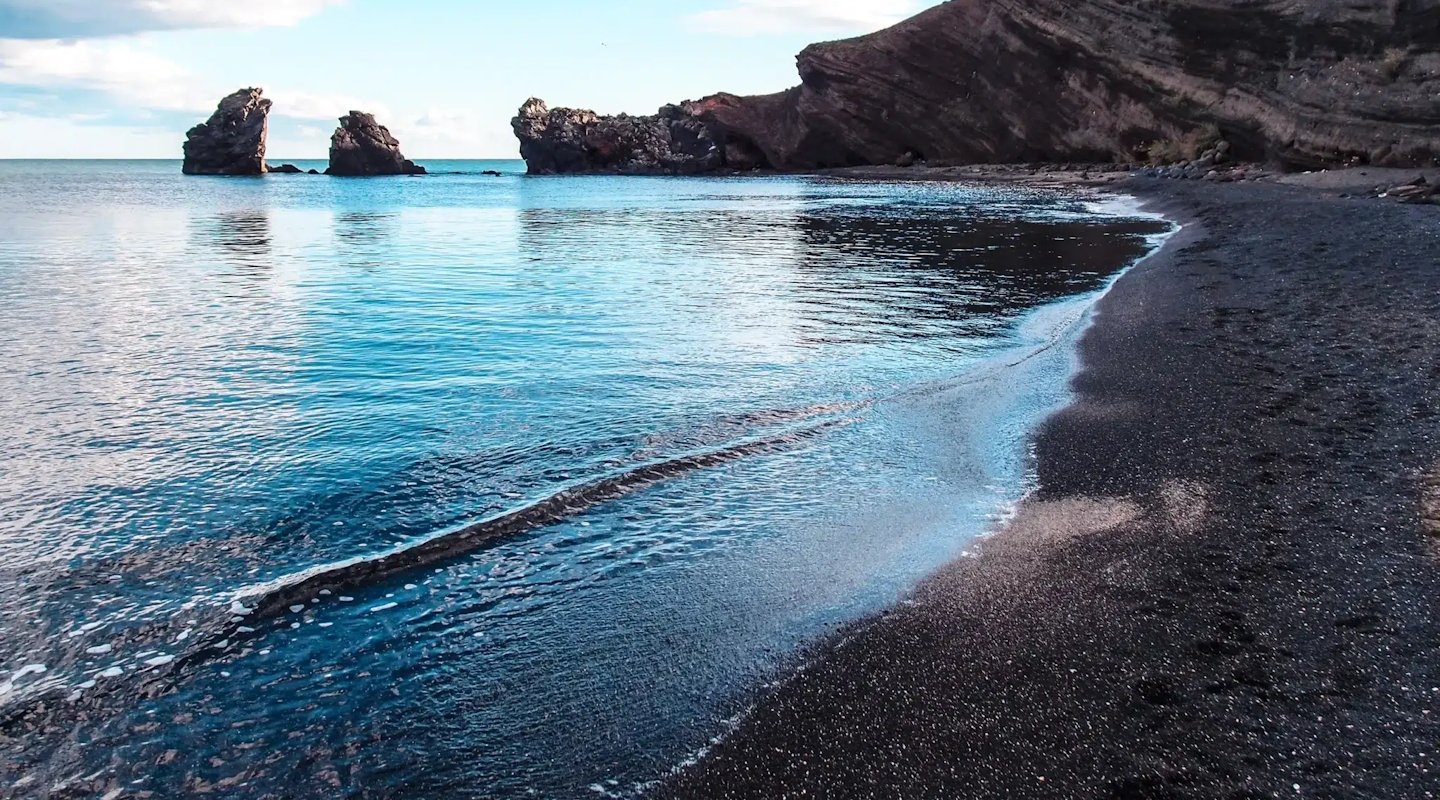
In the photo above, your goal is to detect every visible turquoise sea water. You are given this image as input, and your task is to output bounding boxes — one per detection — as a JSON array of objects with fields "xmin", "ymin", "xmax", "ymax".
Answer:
[{"xmin": 0, "ymin": 160, "xmax": 1167, "ymax": 798}]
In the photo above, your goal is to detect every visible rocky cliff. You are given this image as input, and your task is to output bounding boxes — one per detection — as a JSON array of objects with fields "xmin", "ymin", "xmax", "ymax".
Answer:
[
  {"xmin": 512, "ymin": 98, "xmax": 750, "ymax": 175},
  {"xmin": 327, "ymin": 111, "xmax": 426, "ymax": 176},
  {"xmin": 182, "ymin": 88, "xmax": 271, "ymax": 175},
  {"xmin": 516, "ymin": 0, "xmax": 1440, "ymax": 173}
]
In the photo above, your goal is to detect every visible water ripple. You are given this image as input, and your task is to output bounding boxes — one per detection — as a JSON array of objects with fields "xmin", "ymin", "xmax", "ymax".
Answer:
[{"xmin": 0, "ymin": 160, "xmax": 1169, "ymax": 798}]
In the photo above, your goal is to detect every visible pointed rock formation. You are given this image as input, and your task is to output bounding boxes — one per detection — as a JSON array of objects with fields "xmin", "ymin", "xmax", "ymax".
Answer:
[
  {"xmin": 182, "ymin": 88, "xmax": 271, "ymax": 175},
  {"xmin": 511, "ymin": 98, "xmax": 740, "ymax": 175},
  {"xmin": 326, "ymin": 112, "xmax": 426, "ymax": 176}
]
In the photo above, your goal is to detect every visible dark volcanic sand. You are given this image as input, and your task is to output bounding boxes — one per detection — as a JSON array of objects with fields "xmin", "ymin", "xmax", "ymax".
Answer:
[{"xmin": 658, "ymin": 180, "xmax": 1440, "ymax": 799}]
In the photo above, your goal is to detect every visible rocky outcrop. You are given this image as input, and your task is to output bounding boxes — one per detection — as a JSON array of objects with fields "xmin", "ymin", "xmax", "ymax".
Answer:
[
  {"xmin": 519, "ymin": 0, "xmax": 1440, "ymax": 173},
  {"xmin": 1387, "ymin": 176, "xmax": 1440, "ymax": 204},
  {"xmin": 182, "ymin": 88, "xmax": 271, "ymax": 175},
  {"xmin": 326, "ymin": 112, "xmax": 426, "ymax": 176},
  {"xmin": 512, "ymin": 98, "xmax": 760, "ymax": 175}
]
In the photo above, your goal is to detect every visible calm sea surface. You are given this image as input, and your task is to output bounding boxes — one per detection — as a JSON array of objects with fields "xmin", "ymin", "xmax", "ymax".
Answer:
[{"xmin": 0, "ymin": 160, "xmax": 1168, "ymax": 798}]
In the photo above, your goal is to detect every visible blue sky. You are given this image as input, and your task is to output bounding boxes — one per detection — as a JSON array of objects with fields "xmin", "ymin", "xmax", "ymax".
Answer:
[{"xmin": 0, "ymin": 0, "xmax": 927, "ymax": 158}]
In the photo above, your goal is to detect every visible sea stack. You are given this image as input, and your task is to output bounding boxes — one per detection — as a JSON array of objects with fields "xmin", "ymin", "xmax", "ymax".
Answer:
[
  {"xmin": 326, "ymin": 112, "xmax": 426, "ymax": 176},
  {"xmin": 182, "ymin": 88, "xmax": 271, "ymax": 175}
]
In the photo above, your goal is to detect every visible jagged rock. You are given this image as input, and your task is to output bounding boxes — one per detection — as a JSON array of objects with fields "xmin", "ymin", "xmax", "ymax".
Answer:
[
  {"xmin": 511, "ymin": 98, "xmax": 730, "ymax": 175},
  {"xmin": 677, "ymin": 0, "xmax": 1440, "ymax": 171},
  {"xmin": 1388, "ymin": 182, "xmax": 1438, "ymax": 203},
  {"xmin": 326, "ymin": 112, "xmax": 426, "ymax": 176},
  {"xmin": 183, "ymin": 88, "xmax": 271, "ymax": 175}
]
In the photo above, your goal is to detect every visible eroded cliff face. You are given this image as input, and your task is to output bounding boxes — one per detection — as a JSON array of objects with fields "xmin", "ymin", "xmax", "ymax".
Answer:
[
  {"xmin": 518, "ymin": 0, "xmax": 1440, "ymax": 173},
  {"xmin": 182, "ymin": 88, "xmax": 271, "ymax": 175}
]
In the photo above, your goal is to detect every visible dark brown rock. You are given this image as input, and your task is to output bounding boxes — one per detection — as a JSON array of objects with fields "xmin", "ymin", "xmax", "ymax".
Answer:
[
  {"xmin": 511, "ymin": 98, "xmax": 729, "ymax": 175},
  {"xmin": 1388, "ymin": 182, "xmax": 1438, "ymax": 203},
  {"xmin": 527, "ymin": 0, "xmax": 1440, "ymax": 174},
  {"xmin": 268, "ymin": 163, "xmax": 304, "ymax": 174},
  {"xmin": 326, "ymin": 111, "xmax": 426, "ymax": 176},
  {"xmin": 182, "ymin": 88, "xmax": 271, "ymax": 175},
  {"xmin": 704, "ymin": 0, "xmax": 1440, "ymax": 171}
]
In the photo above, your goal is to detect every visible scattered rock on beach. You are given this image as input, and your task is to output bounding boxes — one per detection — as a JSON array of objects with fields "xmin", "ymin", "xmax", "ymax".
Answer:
[
  {"xmin": 326, "ymin": 111, "xmax": 427, "ymax": 176},
  {"xmin": 1387, "ymin": 182, "xmax": 1438, "ymax": 203},
  {"xmin": 182, "ymin": 88, "xmax": 271, "ymax": 175}
]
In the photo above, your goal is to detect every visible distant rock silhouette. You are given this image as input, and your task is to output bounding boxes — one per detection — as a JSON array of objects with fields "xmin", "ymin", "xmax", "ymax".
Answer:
[
  {"xmin": 326, "ymin": 112, "xmax": 426, "ymax": 176},
  {"xmin": 183, "ymin": 88, "xmax": 271, "ymax": 175},
  {"xmin": 268, "ymin": 163, "xmax": 304, "ymax": 174}
]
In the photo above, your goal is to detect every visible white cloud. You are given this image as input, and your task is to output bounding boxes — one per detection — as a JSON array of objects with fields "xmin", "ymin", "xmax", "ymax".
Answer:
[
  {"xmin": 0, "ymin": 0, "xmax": 344, "ymax": 38},
  {"xmin": 0, "ymin": 110, "xmax": 179, "ymax": 157},
  {"xmin": 267, "ymin": 89, "xmax": 391, "ymax": 122},
  {"xmin": 0, "ymin": 38, "xmax": 208, "ymax": 111},
  {"xmin": 685, "ymin": 0, "xmax": 921, "ymax": 35},
  {"xmin": 0, "ymin": 38, "xmax": 389, "ymax": 126},
  {"xmin": 386, "ymin": 109, "xmax": 517, "ymax": 159}
]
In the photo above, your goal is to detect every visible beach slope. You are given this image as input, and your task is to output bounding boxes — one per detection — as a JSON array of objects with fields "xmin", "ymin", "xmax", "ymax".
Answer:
[{"xmin": 659, "ymin": 179, "xmax": 1440, "ymax": 798}]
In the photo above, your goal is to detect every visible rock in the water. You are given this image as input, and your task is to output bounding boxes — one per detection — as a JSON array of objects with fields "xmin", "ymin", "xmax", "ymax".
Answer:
[
  {"xmin": 326, "ymin": 112, "xmax": 426, "ymax": 176},
  {"xmin": 511, "ymin": 98, "xmax": 737, "ymax": 175},
  {"xmin": 268, "ymin": 163, "xmax": 304, "ymax": 174},
  {"xmin": 182, "ymin": 88, "xmax": 271, "ymax": 175},
  {"xmin": 531, "ymin": 0, "xmax": 1440, "ymax": 172}
]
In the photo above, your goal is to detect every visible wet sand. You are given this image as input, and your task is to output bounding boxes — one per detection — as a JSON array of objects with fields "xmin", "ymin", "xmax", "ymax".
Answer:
[{"xmin": 658, "ymin": 178, "xmax": 1440, "ymax": 798}]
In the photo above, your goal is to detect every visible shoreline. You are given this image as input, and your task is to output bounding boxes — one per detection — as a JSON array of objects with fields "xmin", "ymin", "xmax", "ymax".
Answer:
[
  {"xmin": 644, "ymin": 190, "xmax": 1180, "ymax": 794},
  {"xmin": 657, "ymin": 176, "xmax": 1440, "ymax": 798}
]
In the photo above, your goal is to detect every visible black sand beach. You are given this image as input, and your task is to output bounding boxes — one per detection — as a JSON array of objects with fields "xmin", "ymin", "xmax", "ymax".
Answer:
[{"xmin": 660, "ymin": 179, "xmax": 1440, "ymax": 799}]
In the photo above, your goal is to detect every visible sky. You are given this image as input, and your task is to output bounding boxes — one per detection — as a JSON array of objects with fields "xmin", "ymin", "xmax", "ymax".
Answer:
[{"xmin": 0, "ymin": 0, "xmax": 930, "ymax": 159}]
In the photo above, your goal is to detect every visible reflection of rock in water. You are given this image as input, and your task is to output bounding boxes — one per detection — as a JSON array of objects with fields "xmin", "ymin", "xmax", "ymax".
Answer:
[
  {"xmin": 333, "ymin": 211, "xmax": 400, "ymax": 271},
  {"xmin": 512, "ymin": 198, "xmax": 1167, "ymax": 351},
  {"xmin": 787, "ymin": 203, "xmax": 1168, "ymax": 345},
  {"xmin": 334, "ymin": 210, "xmax": 400, "ymax": 244},
  {"xmin": 194, "ymin": 211, "xmax": 272, "ymax": 275}
]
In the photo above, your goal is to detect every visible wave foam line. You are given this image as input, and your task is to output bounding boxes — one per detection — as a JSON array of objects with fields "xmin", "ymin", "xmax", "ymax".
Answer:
[{"xmin": 236, "ymin": 417, "xmax": 853, "ymax": 620}]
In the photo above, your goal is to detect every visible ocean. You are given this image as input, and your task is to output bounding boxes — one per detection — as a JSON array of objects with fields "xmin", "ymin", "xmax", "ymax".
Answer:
[{"xmin": 0, "ymin": 159, "xmax": 1169, "ymax": 798}]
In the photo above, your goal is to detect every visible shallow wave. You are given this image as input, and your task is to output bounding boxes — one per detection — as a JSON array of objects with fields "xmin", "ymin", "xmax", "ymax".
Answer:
[{"xmin": 236, "ymin": 414, "xmax": 857, "ymax": 618}]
